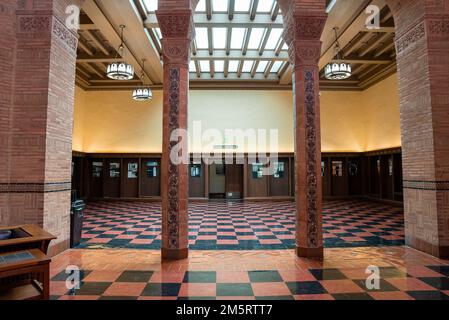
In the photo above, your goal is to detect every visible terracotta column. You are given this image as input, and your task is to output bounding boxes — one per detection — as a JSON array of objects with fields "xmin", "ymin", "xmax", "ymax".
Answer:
[
  {"xmin": 156, "ymin": 3, "xmax": 195, "ymax": 260},
  {"xmin": 0, "ymin": 0, "xmax": 83, "ymax": 255},
  {"xmin": 387, "ymin": 0, "xmax": 449, "ymax": 258},
  {"xmin": 279, "ymin": 1, "xmax": 327, "ymax": 258}
]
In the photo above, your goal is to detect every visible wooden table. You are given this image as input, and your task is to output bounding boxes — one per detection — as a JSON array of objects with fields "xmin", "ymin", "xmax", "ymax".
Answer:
[
  {"xmin": 0, "ymin": 225, "xmax": 56, "ymax": 254},
  {"xmin": 0, "ymin": 249, "xmax": 51, "ymax": 300}
]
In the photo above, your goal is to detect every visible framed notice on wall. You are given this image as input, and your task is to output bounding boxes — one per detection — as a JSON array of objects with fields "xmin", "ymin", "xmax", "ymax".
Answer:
[
  {"xmin": 128, "ymin": 162, "xmax": 138, "ymax": 179},
  {"xmin": 147, "ymin": 161, "xmax": 158, "ymax": 178},
  {"xmin": 92, "ymin": 161, "xmax": 103, "ymax": 178},
  {"xmin": 109, "ymin": 162, "xmax": 120, "ymax": 178}
]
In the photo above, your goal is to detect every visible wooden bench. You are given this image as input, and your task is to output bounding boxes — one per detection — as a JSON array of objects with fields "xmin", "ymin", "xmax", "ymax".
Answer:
[{"xmin": 0, "ymin": 249, "xmax": 51, "ymax": 300}]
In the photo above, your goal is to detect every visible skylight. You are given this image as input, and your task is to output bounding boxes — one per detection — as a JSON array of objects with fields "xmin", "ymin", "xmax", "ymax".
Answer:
[
  {"xmin": 212, "ymin": 0, "xmax": 228, "ymax": 12},
  {"xmin": 265, "ymin": 28, "xmax": 283, "ymax": 50},
  {"xmin": 195, "ymin": 28, "xmax": 209, "ymax": 49},
  {"xmin": 271, "ymin": 61, "xmax": 283, "ymax": 73},
  {"xmin": 189, "ymin": 61, "xmax": 196, "ymax": 72},
  {"xmin": 213, "ymin": 28, "xmax": 227, "ymax": 49},
  {"xmin": 242, "ymin": 61, "xmax": 253, "ymax": 73},
  {"xmin": 154, "ymin": 28, "xmax": 162, "ymax": 40},
  {"xmin": 230, "ymin": 28, "xmax": 246, "ymax": 49},
  {"xmin": 196, "ymin": 0, "xmax": 206, "ymax": 12},
  {"xmin": 247, "ymin": 28, "xmax": 265, "ymax": 49},
  {"xmin": 257, "ymin": 61, "xmax": 269, "ymax": 72},
  {"xmin": 234, "ymin": 0, "xmax": 251, "ymax": 12},
  {"xmin": 228, "ymin": 60, "xmax": 239, "ymax": 72},
  {"xmin": 143, "ymin": 0, "xmax": 158, "ymax": 12},
  {"xmin": 215, "ymin": 60, "xmax": 225, "ymax": 72},
  {"xmin": 257, "ymin": 0, "xmax": 274, "ymax": 12},
  {"xmin": 199, "ymin": 60, "xmax": 210, "ymax": 72}
]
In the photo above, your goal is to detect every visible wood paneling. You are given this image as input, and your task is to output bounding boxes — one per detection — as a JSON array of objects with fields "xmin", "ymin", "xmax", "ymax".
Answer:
[
  {"xmin": 75, "ymin": 149, "xmax": 403, "ymax": 203},
  {"xmin": 226, "ymin": 164, "xmax": 244, "ymax": 199},
  {"xmin": 122, "ymin": 158, "xmax": 139, "ymax": 198},
  {"xmin": 269, "ymin": 158, "xmax": 289, "ymax": 197},
  {"xmin": 189, "ymin": 163, "xmax": 206, "ymax": 198},
  {"xmin": 103, "ymin": 159, "xmax": 121, "ymax": 198},
  {"xmin": 246, "ymin": 163, "xmax": 268, "ymax": 198},
  {"xmin": 140, "ymin": 158, "xmax": 161, "ymax": 197},
  {"xmin": 89, "ymin": 158, "xmax": 103, "ymax": 198}
]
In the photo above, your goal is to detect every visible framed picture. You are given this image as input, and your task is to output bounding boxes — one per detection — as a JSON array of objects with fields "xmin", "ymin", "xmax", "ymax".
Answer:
[
  {"xmin": 273, "ymin": 162, "xmax": 285, "ymax": 179},
  {"xmin": 109, "ymin": 162, "xmax": 120, "ymax": 178},
  {"xmin": 332, "ymin": 161, "xmax": 343, "ymax": 177},
  {"xmin": 92, "ymin": 161, "xmax": 103, "ymax": 178},
  {"xmin": 252, "ymin": 163, "xmax": 264, "ymax": 179},
  {"xmin": 348, "ymin": 162, "xmax": 358, "ymax": 176},
  {"xmin": 215, "ymin": 164, "xmax": 225, "ymax": 175},
  {"xmin": 191, "ymin": 164, "xmax": 201, "ymax": 177},
  {"xmin": 128, "ymin": 162, "xmax": 138, "ymax": 179},
  {"xmin": 147, "ymin": 161, "xmax": 158, "ymax": 178}
]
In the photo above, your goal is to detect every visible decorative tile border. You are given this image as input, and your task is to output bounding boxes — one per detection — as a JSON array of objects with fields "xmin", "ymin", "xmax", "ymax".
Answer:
[
  {"xmin": 0, "ymin": 182, "xmax": 72, "ymax": 193},
  {"xmin": 403, "ymin": 180, "xmax": 449, "ymax": 191}
]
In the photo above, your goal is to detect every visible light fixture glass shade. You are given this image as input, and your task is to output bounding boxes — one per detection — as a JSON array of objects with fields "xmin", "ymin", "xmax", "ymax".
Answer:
[
  {"xmin": 106, "ymin": 62, "xmax": 134, "ymax": 80},
  {"xmin": 132, "ymin": 87, "xmax": 153, "ymax": 101},
  {"xmin": 324, "ymin": 62, "xmax": 352, "ymax": 80}
]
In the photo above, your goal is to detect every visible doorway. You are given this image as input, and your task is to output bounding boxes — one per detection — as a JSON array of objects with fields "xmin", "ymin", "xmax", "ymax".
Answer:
[{"xmin": 209, "ymin": 163, "xmax": 243, "ymax": 200}]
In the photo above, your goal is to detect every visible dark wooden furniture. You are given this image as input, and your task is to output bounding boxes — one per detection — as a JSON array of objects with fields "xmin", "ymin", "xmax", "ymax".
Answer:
[
  {"xmin": 0, "ymin": 225, "xmax": 56, "ymax": 254},
  {"xmin": 0, "ymin": 249, "xmax": 51, "ymax": 300}
]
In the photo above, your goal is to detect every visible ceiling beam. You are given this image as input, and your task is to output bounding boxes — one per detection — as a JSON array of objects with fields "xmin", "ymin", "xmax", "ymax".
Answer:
[
  {"xmin": 86, "ymin": 30, "xmax": 110, "ymax": 55},
  {"xmin": 271, "ymin": 2, "xmax": 280, "ymax": 21},
  {"xmin": 358, "ymin": 32, "xmax": 392, "ymax": 57},
  {"xmin": 228, "ymin": 0, "xmax": 235, "ymax": 20},
  {"xmin": 145, "ymin": 13, "xmax": 284, "ymax": 29},
  {"xmin": 206, "ymin": 0, "xmax": 212, "ymax": 20},
  {"xmin": 319, "ymin": 0, "xmax": 386, "ymax": 70},
  {"xmin": 250, "ymin": 0, "xmax": 259, "ymax": 21},
  {"xmin": 191, "ymin": 50, "xmax": 289, "ymax": 61}
]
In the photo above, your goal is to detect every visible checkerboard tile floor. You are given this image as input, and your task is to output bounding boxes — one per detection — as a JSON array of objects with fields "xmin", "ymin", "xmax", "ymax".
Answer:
[
  {"xmin": 78, "ymin": 200, "xmax": 404, "ymax": 250},
  {"xmin": 49, "ymin": 248, "xmax": 449, "ymax": 300}
]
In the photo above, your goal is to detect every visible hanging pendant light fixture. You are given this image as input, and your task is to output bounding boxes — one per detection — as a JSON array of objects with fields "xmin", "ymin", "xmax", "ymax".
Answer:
[
  {"xmin": 107, "ymin": 25, "xmax": 135, "ymax": 80},
  {"xmin": 325, "ymin": 27, "xmax": 352, "ymax": 80},
  {"xmin": 132, "ymin": 59, "xmax": 153, "ymax": 101}
]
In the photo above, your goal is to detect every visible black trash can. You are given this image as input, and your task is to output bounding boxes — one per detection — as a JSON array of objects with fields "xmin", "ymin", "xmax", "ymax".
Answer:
[{"xmin": 70, "ymin": 199, "xmax": 86, "ymax": 248}]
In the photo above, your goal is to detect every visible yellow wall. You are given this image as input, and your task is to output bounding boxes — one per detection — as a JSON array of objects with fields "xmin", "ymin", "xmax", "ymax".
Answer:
[{"xmin": 72, "ymin": 74, "xmax": 401, "ymax": 153}]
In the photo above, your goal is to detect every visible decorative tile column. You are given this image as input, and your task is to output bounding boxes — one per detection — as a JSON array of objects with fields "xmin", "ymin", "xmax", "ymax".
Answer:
[
  {"xmin": 156, "ymin": 5, "xmax": 195, "ymax": 260},
  {"xmin": 387, "ymin": 0, "xmax": 449, "ymax": 258},
  {"xmin": 280, "ymin": 1, "xmax": 327, "ymax": 258},
  {"xmin": 0, "ymin": 0, "xmax": 84, "ymax": 255}
]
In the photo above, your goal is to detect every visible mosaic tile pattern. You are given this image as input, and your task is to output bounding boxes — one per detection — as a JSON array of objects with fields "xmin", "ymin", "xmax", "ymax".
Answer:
[
  {"xmin": 49, "ymin": 247, "xmax": 449, "ymax": 300},
  {"xmin": 78, "ymin": 200, "xmax": 404, "ymax": 250}
]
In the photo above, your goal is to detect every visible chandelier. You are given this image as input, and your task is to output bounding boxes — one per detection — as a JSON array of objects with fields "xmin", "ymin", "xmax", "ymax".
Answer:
[
  {"xmin": 106, "ymin": 25, "xmax": 134, "ymax": 80},
  {"xmin": 325, "ymin": 27, "xmax": 352, "ymax": 80},
  {"xmin": 132, "ymin": 59, "xmax": 153, "ymax": 102}
]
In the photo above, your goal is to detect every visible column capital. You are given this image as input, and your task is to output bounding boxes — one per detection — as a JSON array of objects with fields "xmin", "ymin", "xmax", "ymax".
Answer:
[
  {"xmin": 281, "ymin": 12, "xmax": 327, "ymax": 66},
  {"xmin": 156, "ymin": 10, "xmax": 195, "ymax": 40}
]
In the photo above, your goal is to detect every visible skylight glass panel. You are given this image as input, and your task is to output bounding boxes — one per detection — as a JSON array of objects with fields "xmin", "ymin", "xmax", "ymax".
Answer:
[
  {"xmin": 242, "ymin": 61, "xmax": 253, "ymax": 73},
  {"xmin": 228, "ymin": 60, "xmax": 239, "ymax": 72},
  {"xmin": 247, "ymin": 28, "xmax": 265, "ymax": 49},
  {"xmin": 195, "ymin": 28, "xmax": 209, "ymax": 49},
  {"xmin": 257, "ymin": 0, "xmax": 274, "ymax": 12},
  {"xmin": 271, "ymin": 61, "xmax": 283, "ymax": 73},
  {"xmin": 196, "ymin": 0, "xmax": 206, "ymax": 12},
  {"xmin": 230, "ymin": 28, "xmax": 246, "ymax": 49},
  {"xmin": 143, "ymin": 0, "xmax": 158, "ymax": 12},
  {"xmin": 213, "ymin": 28, "xmax": 227, "ymax": 49},
  {"xmin": 154, "ymin": 28, "xmax": 162, "ymax": 40},
  {"xmin": 215, "ymin": 60, "xmax": 224, "ymax": 72},
  {"xmin": 189, "ymin": 61, "xmax": 196, "ymax": 72},
  {"xmin": 234, "ymin": 0, "xmax": 251, "ymax": 11},
  {"xmin": 212, "ymin": 0, "xmax": 228, "ymax": 12},
  {"xmin": 256, "ymin": 61, "xmax": 269, "ymax": 72},
  {"xmin": 199, "ymin": 60, "xmax": 210, "ymax": 72},
  {"xmin": 282, "ymin": 42, "xmax": 288, "ymax": 50},
  {"xmin": 265, "ymin": 28, "xmax": 283, "ymax": 50}
]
